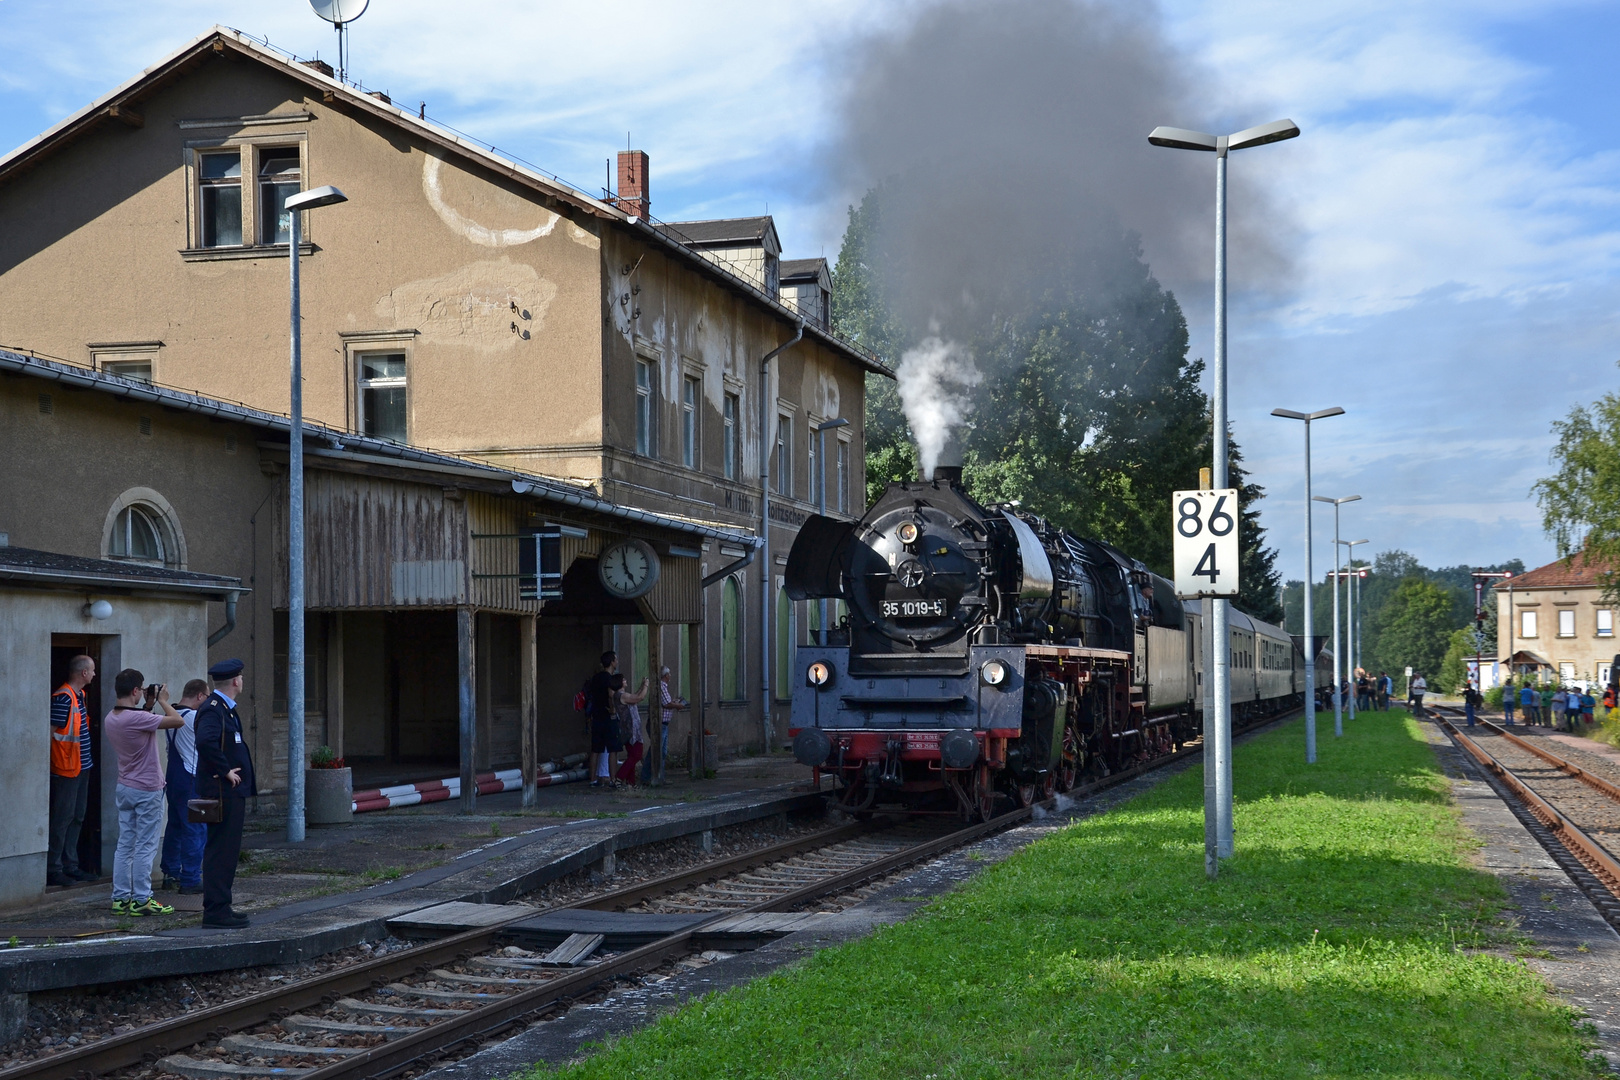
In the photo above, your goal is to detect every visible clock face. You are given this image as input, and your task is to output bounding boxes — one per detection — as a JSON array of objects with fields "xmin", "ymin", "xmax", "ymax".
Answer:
[{"xmin": 598, "ymin": 539, "xmax": 661, "ymax": 599}]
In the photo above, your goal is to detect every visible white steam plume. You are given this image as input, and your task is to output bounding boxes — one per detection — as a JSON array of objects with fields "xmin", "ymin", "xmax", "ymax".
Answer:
[{"xmin": 896, "ymin": 335, "xmax": 981, "ymax": 478}]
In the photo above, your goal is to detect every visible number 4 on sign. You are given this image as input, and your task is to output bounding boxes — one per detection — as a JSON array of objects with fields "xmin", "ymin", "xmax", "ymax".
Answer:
[{"xmin": 1172, "ymin": 488, "xmax": 1241, "ymax": 599}]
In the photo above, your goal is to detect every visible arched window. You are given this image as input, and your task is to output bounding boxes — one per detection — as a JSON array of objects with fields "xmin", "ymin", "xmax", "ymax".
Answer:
[
  {"xmin": 103, "ymin": 490, "xmax": 185, "ymax": 568},
  {"xmin": 775, "ymin": 587, "xmax": 793, "ymax": 702},
  {"xmin": 721, "ymin": 577, "xmax": 743, "ymax": 701},
  {"xmin": 111, "ymin": 505, "xmax": 165, "ymax": 562}
]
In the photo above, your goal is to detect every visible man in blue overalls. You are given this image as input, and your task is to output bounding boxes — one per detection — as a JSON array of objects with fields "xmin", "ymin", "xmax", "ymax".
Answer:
[{"xmin": 159, "ymin": 679, "xmax": 210, "ymax": 894}]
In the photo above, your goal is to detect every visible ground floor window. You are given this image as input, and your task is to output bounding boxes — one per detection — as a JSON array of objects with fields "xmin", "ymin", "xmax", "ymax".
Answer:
[
  {"xmin": 721, "ymin": 577, "xmax": 743, "ymax": 701},
  {"xmin": 775, "ymin": 587, "xmax": 793, "ymax": 702}
]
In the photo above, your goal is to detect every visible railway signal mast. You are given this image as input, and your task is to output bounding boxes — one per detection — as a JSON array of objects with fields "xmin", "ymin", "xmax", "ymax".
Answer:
[
  {"xmin": 1151, "ymin": 117, "xmax": 1300, "ymax": 877},
  {"xmin": 1471, "ymin": 569, "xmax": 1513, "ymax": 690}
]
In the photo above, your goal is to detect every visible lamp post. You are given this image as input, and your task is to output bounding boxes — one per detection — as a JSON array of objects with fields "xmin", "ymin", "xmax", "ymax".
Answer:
[
  {"xmin": 814, "ymin": 417, "xmax": 849, "ymax": 646},
  {"xmin": 1151, "ymin": 117, "xmax": 1298, "ymax": 857},
  {"xmin": 284, "ymin": 184, "xmax": 348, "ymax": 844},
  {"xmin": 1271, "ymin": 407, "xmax": 1344, "ymax": 763},
  {"xmin": 1313, "ymin": 495, "xmax": 1360, "ymax": 738},
  {"xmin": 1341, "ymin": 538, "xmax": 1368, "ymax": 718}
]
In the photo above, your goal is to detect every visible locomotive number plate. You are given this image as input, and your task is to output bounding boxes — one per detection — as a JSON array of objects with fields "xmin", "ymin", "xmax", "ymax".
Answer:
[
  {"xmin": 905, "ymin": 732, "xmax": 942, "ymax": 751},
  {"xmin": 882, "ymin": 599, "xmax": 946, "ymax": 618}
]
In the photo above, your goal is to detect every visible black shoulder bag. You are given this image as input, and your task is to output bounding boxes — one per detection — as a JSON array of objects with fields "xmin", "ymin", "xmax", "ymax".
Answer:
[{"xmin": 187, "ymin": 707, "xmax": 226, "ymax": 824}]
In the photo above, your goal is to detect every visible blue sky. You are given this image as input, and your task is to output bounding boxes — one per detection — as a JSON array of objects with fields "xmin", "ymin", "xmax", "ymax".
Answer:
[{"xmin": 0, "ymin": 0, "xmax": 1615, "ymax": 584}]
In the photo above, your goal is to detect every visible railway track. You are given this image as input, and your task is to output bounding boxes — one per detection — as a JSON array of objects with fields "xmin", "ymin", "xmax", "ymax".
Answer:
[
  {"xmin": 2, "ymin": 705, "xmax": 1303, "ymax": 1080},
  {"xmin": 1433, "ymin": 705, "xmax": 1620, "ymax": 927},
  {"xmin": 0, "ymin": 810, "xmax": 1028, "ymax": 1080}
]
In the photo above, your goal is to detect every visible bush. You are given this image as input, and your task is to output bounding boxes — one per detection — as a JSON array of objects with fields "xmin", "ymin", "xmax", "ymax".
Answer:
[{"xmin": 1484, "ymin": 685, "xmax": 1505, "ymax": 708}]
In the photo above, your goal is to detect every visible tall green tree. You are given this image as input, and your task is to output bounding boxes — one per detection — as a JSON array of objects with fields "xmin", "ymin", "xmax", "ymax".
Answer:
[
  {"xmin": 1532, "ymin": 369, "xmax": 1620, "ymax": 601},
  {"xmin": 1370, "ymin": 578, "xmax": 1455, "ymax": 689}
]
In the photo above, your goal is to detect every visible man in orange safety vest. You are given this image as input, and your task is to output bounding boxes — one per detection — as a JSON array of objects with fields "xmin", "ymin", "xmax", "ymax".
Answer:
[{"xmin": 49, "ymin": 655, "xmax": 98, "ymax": 887}]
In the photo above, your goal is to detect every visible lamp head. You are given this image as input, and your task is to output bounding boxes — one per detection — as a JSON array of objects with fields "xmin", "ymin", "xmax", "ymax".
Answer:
[
  {"xmin": 816, "ymin": 417, "xmax": 850, "ymax": 433},
  {"xmin": 1148, "ymin": 126, "xmax": 1218, "ymax": 152},
  {"xmin": 1228, "ymin": 119, "xmax": 1301, "ymax": 150},
  {"xmin": 285, "ymin": 185, "xmax": 349, "ymax": 212}
]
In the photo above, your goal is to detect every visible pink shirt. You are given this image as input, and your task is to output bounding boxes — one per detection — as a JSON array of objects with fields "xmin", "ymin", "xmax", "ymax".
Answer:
[{"xmin": 104, "ymin": 708, "xmax": 166, "ymax": 791}]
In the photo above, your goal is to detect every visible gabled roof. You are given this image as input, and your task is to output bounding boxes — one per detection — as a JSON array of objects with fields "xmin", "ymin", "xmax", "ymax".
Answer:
[
  {"xmin": 0, "ymin": 27, "xmax": 891, "ymax": 379},
  {"xmin": 780, "ymin": 258, "xmax": 829, "ymax": 284},
  {"xmin": 1498, "ymin": 552, "xmax": 1614, "ymax": 591},
  {"xmin": 0, "ymin": 545, "xmax": 242, "ymax": 599},
  {"xmin": 0, "ymin": 348, "xmax": 759, "ymax": 549},
  {"xmin": 659, "ymin": 216, "xmax": 781, "ymax": 251}
]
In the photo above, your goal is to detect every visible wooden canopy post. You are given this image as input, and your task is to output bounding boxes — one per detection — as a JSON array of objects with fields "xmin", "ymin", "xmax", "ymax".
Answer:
[
  {"xmin": 520, "ymin": 613, "xmax": 538, "ymax": 807},
  {"xmin": 648, "ymin": 620, "xmax": 665, "ymax": 786},
  {"xmin": 458, "ymin": 605, "xmax": 477, "ymax": 813}
]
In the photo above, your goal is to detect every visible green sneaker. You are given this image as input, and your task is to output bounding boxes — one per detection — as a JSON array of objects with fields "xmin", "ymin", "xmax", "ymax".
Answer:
[
  {"xmin": 111, "ymin": 899, "xmax": 131, "ymax": 916},
  {"xmin": 128, "ymin": 897, "xmax": 174, "ymax": 916}
]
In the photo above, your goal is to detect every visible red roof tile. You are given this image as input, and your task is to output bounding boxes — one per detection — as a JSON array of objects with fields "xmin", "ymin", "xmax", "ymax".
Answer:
[{"xmin": 1497, "ymin": 552, "xmax": 1615, "ymax": 591}]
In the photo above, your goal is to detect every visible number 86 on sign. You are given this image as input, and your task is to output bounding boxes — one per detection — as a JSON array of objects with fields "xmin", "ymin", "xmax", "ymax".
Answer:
[{"xmin": 1172, "ymin": 489, "xmax": 1240, "ymax": 598}]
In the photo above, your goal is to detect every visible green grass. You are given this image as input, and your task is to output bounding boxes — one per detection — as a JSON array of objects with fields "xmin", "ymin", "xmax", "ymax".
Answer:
[{"xmin": 536, "ymin": 715, "xmax": 1603, "ymax": 1079}]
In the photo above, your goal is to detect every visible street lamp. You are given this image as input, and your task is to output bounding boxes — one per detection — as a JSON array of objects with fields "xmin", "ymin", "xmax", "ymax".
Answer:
[
  {"xmin": 814, "ymin": 417, "xmax": 849, "ymax": 646},
  {"xmin": 1153, "ymin": 118, "xmax": 1299, "ymax": 859},
  {"xmin": 1271, "ymin": 407, "xmax": 1344, "ymax": 763},
  {"xmin": 1341, "ymin": 538, "xmax": 1369, "ymax": 717},
  {"xmin": 1314, "ymin": 495, "xmax": 1360, "ymax": 738},
  {"xmin": 284, "ymin": 183, "xmax": 348, "ymax": 844}
]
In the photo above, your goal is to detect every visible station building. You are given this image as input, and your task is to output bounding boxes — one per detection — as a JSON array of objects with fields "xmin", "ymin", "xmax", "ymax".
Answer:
[
  {"xmin": 0, "ymin": 347, "xmax": 764, "ymax": 906},
  {"xmin": 1494, "ymin": 553, "xmax": 1619, "ymax": 689},
  {"xmin": 0, "ymin": 26, "xmax": 887, "ymax": 815}
]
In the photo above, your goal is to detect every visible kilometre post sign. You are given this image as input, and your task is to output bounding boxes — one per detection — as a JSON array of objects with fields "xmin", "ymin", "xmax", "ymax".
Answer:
[{"xmin": 1173, "ymin": 489, "xmax": 1240, "ymax": 598}]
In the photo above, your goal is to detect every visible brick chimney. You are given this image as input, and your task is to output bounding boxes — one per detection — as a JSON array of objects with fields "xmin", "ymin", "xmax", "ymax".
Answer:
[{"xmin": 616, "ymin": 150, "xmax": 649, "ymax": 220}]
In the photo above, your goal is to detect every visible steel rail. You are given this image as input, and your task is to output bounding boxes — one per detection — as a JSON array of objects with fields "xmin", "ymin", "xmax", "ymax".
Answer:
[
  {"xmin": 0, "ymin": 820, "xmax": 877, "ymax": 1080},
  {"xmin": 4, "ymin": 706, "xmax": 1304, "ymax": 1080},
  {"xmin": 1472, "ymin": 718, "xmax": 1620, "ymax": 803},
  {"xmin": 1440, "ymin": 717, "xmax": 1620, "ymax": 894},
  {"xmin": 260, "ymin": 809, "xmax": 1037, "ymax": 1080}
]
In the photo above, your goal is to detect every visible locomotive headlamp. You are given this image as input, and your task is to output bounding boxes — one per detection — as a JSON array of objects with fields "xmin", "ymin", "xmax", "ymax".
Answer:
[
  {"xmin": 896, "ymin": 521, "xmax": 920, "ymax": 545},
  {"xmin": 806, "ymin": 660, "xmax": 834, "ymax": 688},
  {"xmin": 980, "ymin": 659, "xmax": 1009, "ymax": 687}
]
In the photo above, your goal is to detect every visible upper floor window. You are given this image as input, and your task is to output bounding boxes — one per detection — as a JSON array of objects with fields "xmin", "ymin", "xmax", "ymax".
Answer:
[
  {"xmin": 807, "ymin": 428, "xmax": 818, "ymax": 506},
  {"xmin": 259, "ymin": 150, "xmax": 302, "ymax": 244},
  {"xmin": 836, "ymin": 441, "xmax": 849, "ymax": 513},
  {"xmin": 681, "ymin": 375, "xmax": 700, "ymax": 469},
  {"xmin": 1600, "ymin": 609, "xmax": 1614, "ymax": 637},
  {"xmin": 1521, "ymin": 610, "xmax": 1537, "ymax": 638},
  {"xmin": 635, "ymin": 360, "xmax": 655, "ymax": 456},
  {"xmin": 1558, "ymin": 609, "xmax": 1576, "ymax": 637},
  {"xmin": 774, "ymin": 413, "xmax": 792, "ymax": 496},
  {"xmin": 92, "ymin": 344, "xmax": 160, "ymax": 384},
  {"xmin": 358, "ymin": 352, "xmax": 407, "ymax": 442},
  {"xmin": 723, "ymin": 393, "xmax": 739, "ymax": 480},
  {"xmin": 199, "ymin": 152, "xmax": 243, "ymax": 248}
]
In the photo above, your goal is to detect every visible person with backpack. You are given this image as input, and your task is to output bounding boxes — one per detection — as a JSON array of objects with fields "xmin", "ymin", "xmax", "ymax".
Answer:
[
  {"xmin": 1552, "ymin": 687, "xmax": 1569, "ymax": 731},
  {"xmin": 1464, "ymin": 683, "xmax": 1481, "ymax": 727},
  {"xmin": 1502, "ymin": 677, "xmax": 1516, "ymax": 726},
  {"xmin": 1540, "ymin": 684, "xmax": 1556, "ymax": 728},
  {"xmin": 1580, "ymin": 687, "xmax": 1597, "ymax": 728},
  {"xmin": 582, "ymin": 652, "xmax": 619, "ymax": 788},
  {"xmin": 1521, "ymin": 682, "xmax": 1539, "ymax": 725}
]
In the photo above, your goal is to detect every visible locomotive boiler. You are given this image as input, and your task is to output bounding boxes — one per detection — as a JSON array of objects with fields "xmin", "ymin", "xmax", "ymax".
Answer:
[{"xmin": 785, "ymin": 467, "xmax": 1311, "ymax": 819}]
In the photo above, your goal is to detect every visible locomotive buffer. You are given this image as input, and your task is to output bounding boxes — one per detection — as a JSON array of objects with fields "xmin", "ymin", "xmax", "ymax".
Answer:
[{"xmin": 1173, "ymin": 486, "xmax": 1241, "ymax": 877}]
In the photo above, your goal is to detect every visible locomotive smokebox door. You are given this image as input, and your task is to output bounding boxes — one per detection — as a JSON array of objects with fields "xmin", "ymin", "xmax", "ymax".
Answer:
[{"xmin": 1172, "ymin": 489, "xmax": 1241, "ymax": 598}]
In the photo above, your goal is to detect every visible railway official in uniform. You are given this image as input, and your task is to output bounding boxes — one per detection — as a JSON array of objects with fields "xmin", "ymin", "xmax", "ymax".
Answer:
[{"xmin": 194, "ymin": 659, "xmax": 256, "ymax": 928}]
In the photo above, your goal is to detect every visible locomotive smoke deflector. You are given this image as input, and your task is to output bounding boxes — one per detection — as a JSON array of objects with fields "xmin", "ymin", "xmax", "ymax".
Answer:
[
  {"xmin": 1003, "ymin": 512, "xmax": 1054, "ymax": 599},
  {"xmin": 784, "ymin": 514, "xmax": 854, "ymax": 601}
]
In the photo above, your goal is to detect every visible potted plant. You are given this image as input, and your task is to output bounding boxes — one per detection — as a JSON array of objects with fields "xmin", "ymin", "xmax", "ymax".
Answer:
[{"xmin": 306, "ymin": 745, "xmax": 353, "ymax": 825}]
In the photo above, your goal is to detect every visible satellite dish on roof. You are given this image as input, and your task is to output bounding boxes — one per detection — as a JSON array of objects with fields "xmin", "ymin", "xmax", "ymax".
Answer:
[
  {"xmin": 311, "ymin": 0, "xmax": 369, "ymax": 23},
  {"xmin": 309, "ymin": 0, "xmax": 369, "ymax": 83}
]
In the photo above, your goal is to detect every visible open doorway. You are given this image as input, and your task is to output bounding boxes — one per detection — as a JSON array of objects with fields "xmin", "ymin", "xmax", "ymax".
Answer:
[{"xmin": 50, "ymin": 636, "xmax": 104, "ymax": 878}]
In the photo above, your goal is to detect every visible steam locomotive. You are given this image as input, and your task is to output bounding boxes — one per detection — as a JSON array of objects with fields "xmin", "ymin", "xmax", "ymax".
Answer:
[{"xmin": 785, "ymin": 467, "xmax": 1327, "ymax": 820}]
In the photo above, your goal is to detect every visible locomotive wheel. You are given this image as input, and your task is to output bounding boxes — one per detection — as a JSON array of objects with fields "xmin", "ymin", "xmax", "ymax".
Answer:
[
  {"xmin": 975, "ymin": 766, "xmax": 997, "ymax": 822},
  {"xmin": 1016, "ymin": 782, "xmax": 1037, "ymax": 808}
]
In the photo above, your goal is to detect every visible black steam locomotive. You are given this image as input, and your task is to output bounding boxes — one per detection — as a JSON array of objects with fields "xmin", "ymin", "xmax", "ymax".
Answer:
[{"xmin": 785, "ymin": 467, "xmax": 1321, "ymax": 819}]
